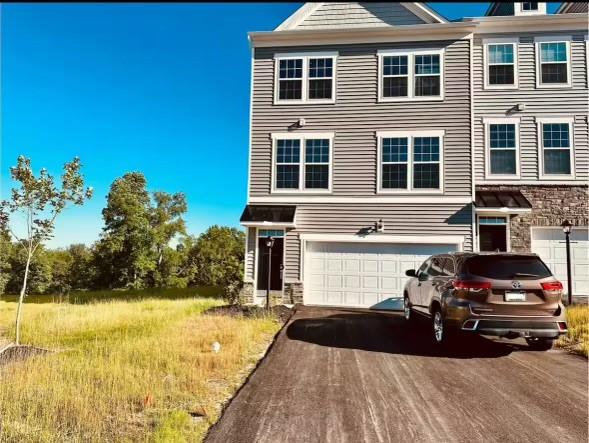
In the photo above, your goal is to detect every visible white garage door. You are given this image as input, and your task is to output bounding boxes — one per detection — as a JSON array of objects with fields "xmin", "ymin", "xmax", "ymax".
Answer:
[
  {"xmin": 305, "ymin": 242, "xmax": 457, "ymax": 309},
  {"xmin": 531, "ymin": 227, "xmax": 589, "ymax": 296}
]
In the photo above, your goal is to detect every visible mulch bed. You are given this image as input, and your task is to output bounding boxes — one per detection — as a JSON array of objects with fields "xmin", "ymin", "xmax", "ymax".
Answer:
[
  {"xmin": 206, "ymin": 304, "xmax": 294, "ymax": 324},
  {"xmin": 0, "ymin": 344, "xmax": 52, "ymax": 367}
]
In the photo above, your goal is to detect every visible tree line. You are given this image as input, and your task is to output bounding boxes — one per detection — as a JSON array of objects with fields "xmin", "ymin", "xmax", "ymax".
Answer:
[{"xmin": 0, "ymin": 169, "xmax": 244, "ymax": 300}]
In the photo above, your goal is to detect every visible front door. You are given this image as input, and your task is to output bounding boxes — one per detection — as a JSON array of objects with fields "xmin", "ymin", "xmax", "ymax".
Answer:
[
  {"xmin": 479, "ymin": 216, "xmax": 508, "ymax": 252},
  {"xmin": 256, "ymin": 230, "xmax": 284, "ymax": 301}
]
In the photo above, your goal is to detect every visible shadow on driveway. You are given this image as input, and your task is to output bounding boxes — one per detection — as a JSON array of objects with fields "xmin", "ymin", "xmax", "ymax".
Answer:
[{"xmin": 286, "ymin": 309, "xmax": 524, "ymax": 359}]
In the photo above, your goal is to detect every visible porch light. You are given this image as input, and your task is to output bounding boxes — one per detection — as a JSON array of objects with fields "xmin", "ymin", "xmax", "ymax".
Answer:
[
  {"xmin": 561, "ymin": 220, "xmax": 572, "ymax": 234},
  {"xmin": 375, "ymin": 219, "xmax": 384, "ymax": 233},
  {"xmin": 265, "ymin": 236, "xmax": 275, "ymax": 248}
]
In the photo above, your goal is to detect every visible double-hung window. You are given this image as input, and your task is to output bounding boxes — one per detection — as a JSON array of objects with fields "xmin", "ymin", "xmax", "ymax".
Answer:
[
  {"xmin": 484, "ymin": 118, "xmax": 520, "ymax": 178},
  {"xmin": 378, "ymin": 131, "xmax": 444, "ymax": 192},
  {"xmin": 522, "ymin": 2, "xmax": 538, "ymax": 11},
  {"xmin": 484, "ymin": 39, "xmax": 518, "ymax": 88},
  {"xmin": 378, "ymin": 48, "xmax": 444, "ymax": 101},
  {"xmin": 275, "ymin": 53, "xmax": 337, "ymax": 104},
  {"xmin": 537, "ymin": 118, "xmax": 574, "ymax": 178},
  {"xmin": 535, "ymin": 37, "xmax": 571, "ymax": 87},
  {"xmin": 272, "ymin": 133, "xmax": 333, "ymax": 192}
]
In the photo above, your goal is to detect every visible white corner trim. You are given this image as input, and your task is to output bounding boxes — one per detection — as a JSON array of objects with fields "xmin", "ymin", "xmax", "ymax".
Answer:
[
  {"xmin": 300, "ymin": 233, "xmax": 465, "ymax": 247},
  {"xmin": 275, "ymin": 3, "xmax": 323, "ymax": 31}
]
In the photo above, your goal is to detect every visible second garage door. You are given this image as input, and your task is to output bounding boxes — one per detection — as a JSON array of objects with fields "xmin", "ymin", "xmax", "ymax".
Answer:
[{"xmin": 305, "ymin": 241, "xmax": 458, "ymax": 308}]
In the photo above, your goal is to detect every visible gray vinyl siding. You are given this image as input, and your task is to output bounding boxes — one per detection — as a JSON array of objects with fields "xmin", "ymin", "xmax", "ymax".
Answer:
[
  {"xmin": 245, "ymin": 227, "xmax": 256, "ymax": 281},
  {"xmin": 297, "ymin": 3, "xmax": 425, "ymax": 30},
  {"xmin": 250, "ymin": 39, "xmax": 472, "ymax": 197},
  {"xmin": 283, "ymin": 202, "xmax": 473, "ymax": 282},
  {"xmin": 473, "ymin": 32, "xmax": 589, "ymax": 182}
]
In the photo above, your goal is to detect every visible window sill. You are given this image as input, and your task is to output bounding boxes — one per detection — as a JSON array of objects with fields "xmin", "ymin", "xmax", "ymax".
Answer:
[
  {"xmin": 484, "ymin": 175, "xmax": 521, "ymax": 180},
  {"xmin": 536, "ymin": 84, "xmax": 572, "ymax": 90},
  {"xmin": 378, "ymin": 96, "xmax": 444, "ymax": 103},
  {"xmin": 273, "ymin": 99, "xmax": 336, "ymax": 106},
  {"xmin": 483, "ymin": 85, "xmax": 519, "ymax": 90},
  {"xmin": 377, "ymin": 189, "xmax": 444, "ymax": 195},
  {"xmin": 271, "ymin": 190, "xmax": 333, "ymax": 194},
  {"xmin": 538, "ymin": 175, "xmax": 575, "ymax": 180}
]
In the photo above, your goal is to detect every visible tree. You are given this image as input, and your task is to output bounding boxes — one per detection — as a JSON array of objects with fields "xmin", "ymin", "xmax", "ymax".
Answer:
[
  {"xmin": 0, "ymin": 230, "xmax": 12, "ymax": 295},
  {"xmin": 0, "ymin": 156, "xmax": 92, "ymax": 344},
  {"xmin": 189, "ymin": 226, "xmax": 245, "ymax": 303},
  {"xmin": 95, "ymin": 172, "xmax": 154, "ymax": 289},
  {"xmin": 149, "ymin": 192, "xmax": 187, "ymax": 286},
  {"xmin": 67, "ymin": 243, "xmax": 96, "ymax": 290}
]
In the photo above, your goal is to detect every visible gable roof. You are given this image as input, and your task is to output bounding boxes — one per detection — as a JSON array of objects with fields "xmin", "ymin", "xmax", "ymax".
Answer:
[
  {"xmin": 275, "ymin": 2, "xmax": 447, "ymax": 31},
  {"xmin": 556, "ymin": 2, "xmax": 589, "ymax": 13}
]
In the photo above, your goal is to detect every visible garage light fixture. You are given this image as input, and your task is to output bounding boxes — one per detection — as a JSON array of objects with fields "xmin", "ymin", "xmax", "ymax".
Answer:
[{"xmin": 375, "ymin": 219, "xmax": 384, "ymax": 233}]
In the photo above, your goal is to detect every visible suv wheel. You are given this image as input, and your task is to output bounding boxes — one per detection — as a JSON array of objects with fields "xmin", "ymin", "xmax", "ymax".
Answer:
[
  {"xmin": 433, "ymin": 309, "xmax": 445, "ymax": 344},
  {"xmin": 525, "ymin": 337, "xmax": 554, "ymax": 351},
  {"xmin": 403, "ymin": 296, "xmax": 413, "ymax": 322}
]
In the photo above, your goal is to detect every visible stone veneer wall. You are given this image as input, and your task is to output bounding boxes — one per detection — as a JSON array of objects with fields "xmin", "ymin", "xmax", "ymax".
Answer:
[
  {"xmin": 476, "ymin": 185, "xmax": 588, "ymax": 252},
  {"xmin": 238, "ymin": 281, "xmax": 303, "ymax": 305},
  {"xmin": 283, "ymin": 282, "xmax": 304, "ymax": 304}
]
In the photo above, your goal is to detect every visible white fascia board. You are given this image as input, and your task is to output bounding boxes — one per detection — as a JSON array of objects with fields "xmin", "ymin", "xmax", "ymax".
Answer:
[
  {"xmin": 241, "ymin": 221, "xmax": 296, "ymax": 228},
  {"xmin": 475, "ymin": 207, "xmax": 532, "ymax": 214},
  {"xmin": 401, "ymin": 3, "xmax": 447, "ymax": 24},
  {"xmin": 275, "ymin": 3, "xmax": 322, "ymax": 31},
  {"xmin": 248, "ymin": 196, "xmax": 472, "ymax": 204},
  {"xmin": 470, "ymin": 14, "xmax": 588, "ymax": 34},
  {"xmin": 249, "ymin": 22, "xmax": 477, "ymax": 48},
  {"xmin": 300, "ymin": 233, "xmax": 465, "ymax": 246}
]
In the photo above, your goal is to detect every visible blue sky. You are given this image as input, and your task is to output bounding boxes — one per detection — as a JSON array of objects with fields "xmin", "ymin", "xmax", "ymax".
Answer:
[{"xmin": 1, "ymin": 2, "xmax": 561, "ymax": 247}]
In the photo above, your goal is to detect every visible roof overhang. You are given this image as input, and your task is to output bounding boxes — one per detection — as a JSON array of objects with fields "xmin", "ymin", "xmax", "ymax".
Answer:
[
  {"xmin": 240, "ymin": 204, "xmax": 297, "ymax": 228},
  {"xmin": 463, "ymin": 13, "xmax": 588, "ymax": 34},
  {"xmin": 249, "ymin": 22, "xmax": 477, "ymax": 48},
  {"xmin": 474, "ymin": 190, "xmax": 533, "ymax": 215}
]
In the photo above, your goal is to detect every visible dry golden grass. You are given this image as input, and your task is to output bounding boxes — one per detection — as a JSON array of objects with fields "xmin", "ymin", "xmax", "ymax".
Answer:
[
  {"xmin": 557, "ymin": 304, "xmax": 589, "ymax": 357},
  {"xmin": 0, "ymin": 297, "xmax": 281, "ymax": 442}
]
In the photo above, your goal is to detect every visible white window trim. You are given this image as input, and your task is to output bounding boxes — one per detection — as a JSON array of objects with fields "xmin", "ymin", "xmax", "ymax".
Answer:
[
  {"xmin": 536, "ymin": 117, "xmax": 575, "ymax": 180},
  {"xmin": 377, "ymin": 48, "xmax": 444, "ymax": 102},
  {"xmin": 274, "ymin": 52, "xmax": 338, "ymax": 105},
  {"xmin": 376, "ymin": 130, "xmax": 445, "ymax": 194},
  {"xmin": 271, "ymin": 132, "xmax": 334, "ymax": 194},
  {"xmin": 483, "ymin": 38, "xmax": 519, "ymax": 90},
  {"xmin": 483, "ymin": 117, "xmax": 521, "ymax": 180},
  {"xmin": 535, "ymin": 36, "xmax": 572, "ymax": 89},
  {"xmin": 515, "ymin": 2, "xmax": 546, "ymax": 15}
]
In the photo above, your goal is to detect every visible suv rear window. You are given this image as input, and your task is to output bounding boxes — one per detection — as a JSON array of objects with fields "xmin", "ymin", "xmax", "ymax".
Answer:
[{"xmin": 463, "ymin": 255, "xmax": 552, "ymax": 280}]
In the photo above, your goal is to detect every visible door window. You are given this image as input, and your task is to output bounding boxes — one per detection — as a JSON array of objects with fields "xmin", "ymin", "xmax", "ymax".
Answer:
[{"xmin": 479, "ymin": 217, "xmax": 507, "ymax": 252}]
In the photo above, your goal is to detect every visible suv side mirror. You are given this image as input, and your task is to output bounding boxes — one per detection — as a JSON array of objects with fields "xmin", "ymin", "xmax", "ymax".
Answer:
[{"xmin": 405, "ymin": 269, "xmax": 416, "ymax": 277}]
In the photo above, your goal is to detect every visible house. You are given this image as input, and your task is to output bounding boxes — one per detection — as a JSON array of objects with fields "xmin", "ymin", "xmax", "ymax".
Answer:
[
  {"xmin": 239, "ymin": 2, "xmax": 589, "ymax": 308},
  {"xmin": 469, "ymin": 2, "xmax": 588, "ymax": 295}
]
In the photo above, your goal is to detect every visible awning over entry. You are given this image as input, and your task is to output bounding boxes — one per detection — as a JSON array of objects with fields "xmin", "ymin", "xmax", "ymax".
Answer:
[
  {"xmin": 474, "ymin": 190, "xmax": 532, "ymax": 214},
  {"xmin": 239, "ymin": 205, "xmax": 296, "ymax": 227}
]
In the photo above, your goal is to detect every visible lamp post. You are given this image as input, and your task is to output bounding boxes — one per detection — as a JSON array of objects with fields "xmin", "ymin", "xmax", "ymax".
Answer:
[
  {"xmin": 265, "ymin": 236, "xmax": 275, "ymax": 310},
  {"xmin": 561, "ymin": 220, "xmax": 573, "ymax": 306}
]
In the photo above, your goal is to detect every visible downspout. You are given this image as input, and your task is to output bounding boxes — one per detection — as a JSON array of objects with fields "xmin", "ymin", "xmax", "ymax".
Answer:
[{"xmin": 469, "ymin": 33, "xmax": 478, "ymax": 252}]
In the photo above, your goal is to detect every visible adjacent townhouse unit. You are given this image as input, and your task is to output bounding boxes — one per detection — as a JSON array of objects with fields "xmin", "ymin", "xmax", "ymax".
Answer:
[{"xmin": 239, "ymin": 2, "xmax": 589, "ymax": 308}]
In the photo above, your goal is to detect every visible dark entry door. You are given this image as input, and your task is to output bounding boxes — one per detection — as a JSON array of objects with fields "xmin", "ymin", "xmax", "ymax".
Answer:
[
  {"xmin": 479, "ymin": 225, "xmax": 507, "ymax": 252},
  {"xmin": 257, "ymin": 238, "xmax": 284, "ymax": 291}
]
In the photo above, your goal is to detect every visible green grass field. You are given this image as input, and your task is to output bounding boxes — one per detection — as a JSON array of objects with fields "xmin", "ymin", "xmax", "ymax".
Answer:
[
  {"xmin": 557, "ymin": 304, "xmax": 589, "ymax": 357},
  {"xmin": 0, "ymin": 291, "xmax": 281, "ymax": 442}
]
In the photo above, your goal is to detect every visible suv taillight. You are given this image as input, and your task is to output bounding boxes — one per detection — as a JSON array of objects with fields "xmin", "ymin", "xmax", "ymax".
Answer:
[
  {"xmin": 541, "ymin": 281, "xmax": 563, "ymax": 295},
  {"xmin": 453, "ymin": 280, "xmax": 491, "ymax": 290}
]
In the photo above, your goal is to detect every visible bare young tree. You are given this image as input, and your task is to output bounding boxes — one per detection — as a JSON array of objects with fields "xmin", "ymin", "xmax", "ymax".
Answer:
[{"xmin": 0, "ymin": 156, "xmax": 92, "ymax": 345}]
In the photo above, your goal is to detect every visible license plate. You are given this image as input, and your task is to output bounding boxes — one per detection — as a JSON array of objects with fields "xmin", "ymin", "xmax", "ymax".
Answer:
[{"xmin": 505, "ymin": 291, "xmax": 526, "ymax": 302}]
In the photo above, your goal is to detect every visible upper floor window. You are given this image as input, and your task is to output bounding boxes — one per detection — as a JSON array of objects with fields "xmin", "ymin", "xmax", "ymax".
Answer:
[
  {"xmin": 484, "ymin": 118, "xmax": 520, "ymax": 178},
  {"xmin": 272, "ymin": 133, "xmax": 334, "ymax": 192},
  {"xmin": 274, "ymin": 52, "xmax": 337, "ymax": 104},
  {"xmin": 378, "ymin": 48, "xmax": 444, "ymax": 101},
  {"xmin": 377, "ymin": 130, "xmax": 444, "ymax": 193},
  {"xmin": 537, "ymin": 118, "xmax": 574, "ymax": 179},
  {"xmin": 522, "ymin": 2, "xmax": 538, "ymax": 11},
  {"xmin": 484, "ymin": 39, "xmax": 518, "ymax": 89},
  {"xmin": 535, "ymin": 37, "xmax": 571, "ymax": 88}
]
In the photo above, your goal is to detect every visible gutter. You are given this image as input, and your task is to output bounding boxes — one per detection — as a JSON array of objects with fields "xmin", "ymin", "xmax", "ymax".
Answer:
[
  {"xmin": 249, "ymin": 22, "xmax": 478, "ymax": 48},
  {"xmin": 462, "ymin": 13, "xmax": 588, "ymax": 33}
]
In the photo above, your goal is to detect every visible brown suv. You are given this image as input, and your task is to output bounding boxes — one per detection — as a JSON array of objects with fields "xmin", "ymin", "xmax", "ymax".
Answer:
[{"xmin": 403, "ymin": 252, "xmax": 568, "ymax": 350}]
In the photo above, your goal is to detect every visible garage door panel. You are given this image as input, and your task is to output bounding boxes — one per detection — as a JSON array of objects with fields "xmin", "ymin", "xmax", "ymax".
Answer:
[
  {"xmin": 305, "ymin": 241, "xmax": 457, "ymax": 308},
  {"xmin": 532, "ymin": 227, "xmax": 589, "ymax": 296}
]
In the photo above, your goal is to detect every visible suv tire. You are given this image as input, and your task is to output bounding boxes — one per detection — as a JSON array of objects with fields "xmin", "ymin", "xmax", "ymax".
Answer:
[
  {"xmin": 432, "ymin": 307, "xmax": 450, "ymax": 346},
  {"xmin": 525, "ymin": 337, "xmax": 554, "ymax": 351},
  {"xmin": 403, "ymin": 295, "xmax": 415, "ymax": 325}
]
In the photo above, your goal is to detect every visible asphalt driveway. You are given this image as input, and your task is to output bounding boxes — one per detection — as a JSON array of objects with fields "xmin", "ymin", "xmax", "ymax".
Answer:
[{"xmin": 206, "ymin": 306, "xmax": 588, "ymax": 443}]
